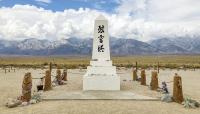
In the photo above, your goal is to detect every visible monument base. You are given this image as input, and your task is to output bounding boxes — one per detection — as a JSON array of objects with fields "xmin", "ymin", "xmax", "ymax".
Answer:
[{"xmin": 83, "ymin": 66, "xmax": 120, "ymax": 90}]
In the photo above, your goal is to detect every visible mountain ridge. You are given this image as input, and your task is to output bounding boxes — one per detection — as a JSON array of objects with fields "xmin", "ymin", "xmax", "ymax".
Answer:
[{"xmin": 0, "ymin": 37, "xmax": 199, "ymax": 55}]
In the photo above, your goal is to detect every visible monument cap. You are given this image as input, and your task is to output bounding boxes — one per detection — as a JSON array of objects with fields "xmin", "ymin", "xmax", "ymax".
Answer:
[{"xmin": 96, "ymin": 14, "xmax": 106, "ymax": 20}]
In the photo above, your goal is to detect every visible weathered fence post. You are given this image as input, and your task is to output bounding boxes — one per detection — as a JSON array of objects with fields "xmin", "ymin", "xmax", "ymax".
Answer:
[
  {"xmin": 49, "ymin": 62, "xmax": 52, "ymax": 73},
  {"xmin": 135, "ymin": 61, "xmax": 138, "ymax": 72},
  {"xmin": 22, "ymin": 72, "xmax": 32, "ymax": 102},
  {"xmin": 157, "ymin": 62, "xmax": 160, "ymax": 73},
  {"xmin": 150, "ymin": 71, "xmax": 158, "ymax": 90},
  {"xmin": 141, "ymin": 69, "xmax": 146, "ymax": 85},
  {"xmin": 62, "ymin": 69, "xmax": 67, "ymax": 81},
  {"xmin": 173, "ymin": 73, "xmax": 184, "ymax": 103},
  {"xmin": 44, "ymin": 70, "xmax": 52, "ymax": 91},
  {"xmin": 56, "ymin": 68, "xmax": 62, "ymax": 83},
  {"xmin": 132, "ymin": 69, "xmax": 137, "ymax": 81}
]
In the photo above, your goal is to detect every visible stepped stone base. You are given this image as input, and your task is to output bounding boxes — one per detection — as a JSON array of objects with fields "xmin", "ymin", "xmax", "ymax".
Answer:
[{"xmin": 83, "ymin": 64, "xmax": 120, "ymax": 90}]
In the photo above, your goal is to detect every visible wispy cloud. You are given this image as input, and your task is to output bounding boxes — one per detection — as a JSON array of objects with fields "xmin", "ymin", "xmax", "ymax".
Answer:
[{"xmin": 35, "ymin": 0, "xmax": 52, "ymax": 4}]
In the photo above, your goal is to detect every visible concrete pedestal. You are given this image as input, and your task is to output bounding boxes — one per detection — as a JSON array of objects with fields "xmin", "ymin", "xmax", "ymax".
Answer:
[{"xmin": 83, "ymin": 61, "xmax": 120, "ymax": 90}]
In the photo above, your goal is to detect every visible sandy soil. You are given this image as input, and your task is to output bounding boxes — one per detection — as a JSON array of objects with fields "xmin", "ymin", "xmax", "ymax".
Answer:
[{"xmin": 0, "ymin": 68, "xmax": 200, "ymax": 114}]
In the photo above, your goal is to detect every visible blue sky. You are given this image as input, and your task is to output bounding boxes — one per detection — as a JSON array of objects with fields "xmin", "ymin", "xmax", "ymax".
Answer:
[
  {"xmin": 0, "ymin": 0, "xmax": 119, "ymax": 12},
  {"xmin": 0, "ymin": 0, "xmax": 200, "ymax": 41}
]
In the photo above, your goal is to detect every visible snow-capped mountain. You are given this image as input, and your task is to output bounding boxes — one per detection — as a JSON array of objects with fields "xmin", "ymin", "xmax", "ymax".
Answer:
[
  {"xmin": 149, "ymin": 37, "xmax": 200, "ymax": 54},
  {"xmin": 17, "ymin": 38, "xmax": 50, "ymax": 50},
  {"xmin": 0, "ymin": 37, "xmax": 199, "ymax": 55}
]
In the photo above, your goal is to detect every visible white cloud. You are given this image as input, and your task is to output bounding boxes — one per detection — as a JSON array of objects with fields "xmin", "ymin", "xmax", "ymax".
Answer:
[
  {"xmin": 116, "ymin": 0, "xmax": 200, "ymax": 22},
  {"xmin": 146, "ymin": 0, "xmax": 200, "ymax": 22},
  {"xmin": 0, "ymin": 5, "xmax": 103, "ymax": 40},
  {"xmin": 35, "ymin": 0, "xmax": 52, "ymax": 4},
  {"xmin": 116, "ymin": 0, "xmax": 147, "ymax": 18},
  {"xmin": 112, "ymin": 0, "xmax": 200, "ymax": 41},
  {"xmin": 0, "ymin": 0, "xmax": 200, "ymax": 41}
]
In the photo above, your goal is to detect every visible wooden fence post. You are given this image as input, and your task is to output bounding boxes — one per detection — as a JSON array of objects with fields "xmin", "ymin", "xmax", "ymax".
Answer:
[
  {"xmin": 141, "ymin": 69, "xmax": 146, "ymax": 85},
  {"xmin": 173, "ymin": 73, "xmax": 184, "ymax": 103},
  {"xmin": 62, "ymin": 69, "xmax": 67, "ymax": 81},
  {"xmin": 44, "ymin": 70, "xmax": 52, "ymax": 91},
  {"xmin": 133, "ymin": 69, "xmax": 137, "ymax": 81},
  {"xmin": 22, "ymin": 72, "xmax": 32, "ymax": 102},
  {"xmin": 150, "ymin": 71, "xmax": 158, "ymax": 90}
]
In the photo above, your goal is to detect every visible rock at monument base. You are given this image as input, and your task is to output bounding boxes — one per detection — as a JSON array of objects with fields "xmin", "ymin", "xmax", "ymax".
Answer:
[
  {"xmin": 161, "ymin": 94, "xmax": 173, "ymax": 103},
  {"xmin": 30, "ymin": 99, "xmax": 37, "ymax": 104},
  {"xmin": 21, "ymin": 102, "xmax": 28, "ymax": 106},
  {"xmin": 31, "ymin": 92, "xmax": 42, "ymax": 103},
  {"xmin": 6, "ymin": 98, "xmax": 22, "ymax": 108}
]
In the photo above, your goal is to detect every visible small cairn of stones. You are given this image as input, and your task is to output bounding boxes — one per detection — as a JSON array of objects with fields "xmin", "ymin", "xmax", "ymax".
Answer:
[{"xmin": 6, "ymin": 72, "xmax": 42, "ymax": 108}]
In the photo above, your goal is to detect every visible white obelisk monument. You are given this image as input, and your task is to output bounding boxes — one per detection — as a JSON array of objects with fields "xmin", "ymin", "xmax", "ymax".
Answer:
[{"xmin": 83, "ymin": 15, "xmax": 120, "ymax": 90}]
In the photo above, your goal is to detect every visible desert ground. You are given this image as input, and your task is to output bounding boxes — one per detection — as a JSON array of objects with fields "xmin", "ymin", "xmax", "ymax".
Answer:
[{"xmin": 0, "ymin": 67, "xmax": 200, "ymax": 114}]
